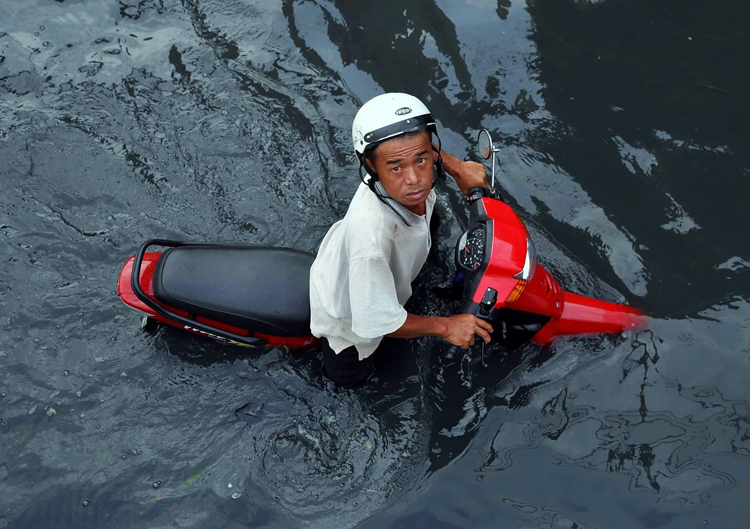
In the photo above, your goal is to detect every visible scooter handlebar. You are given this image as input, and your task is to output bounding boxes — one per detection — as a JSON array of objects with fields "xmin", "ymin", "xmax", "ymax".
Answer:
[
  {"xmin": 444, "ymin": 301, "xmax": 491, "ymax": 360},
  {"xmin": 465, "ymin": 186, "xmax": 504, "ymax": 203},
  {"xmin": 445, "ymin": 344, "xmax": 462, "ymax": 360}
]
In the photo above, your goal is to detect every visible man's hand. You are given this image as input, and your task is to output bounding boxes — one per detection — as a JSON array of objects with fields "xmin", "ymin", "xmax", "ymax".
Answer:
[
  {"xmin": 387, "ymin": 313, "xmax": 493, "ymax": 348},
  {"xmin": 441, "ymin": 314, "xmax": 493, "ymax": 349},
  {"xmin": 454, "ymin": 160, "xmax": 488, "ymax": 195},
  {"xmin": 435, "ymin": 148, "xmax": 489, "ymax": 195}
]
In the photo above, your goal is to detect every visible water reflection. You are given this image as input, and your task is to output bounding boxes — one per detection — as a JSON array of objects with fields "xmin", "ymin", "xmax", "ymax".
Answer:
[
  {"xmin": 468, "ymin": 303, "xmax": 750, "ymax": 513},
  {"xmin": 525, "ymin": 0, "xmax": 750, "ymax": 314}
]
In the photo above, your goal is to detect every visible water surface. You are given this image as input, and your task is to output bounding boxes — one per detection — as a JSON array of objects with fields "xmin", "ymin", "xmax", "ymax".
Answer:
[{"xmin": 1, "ymin": 0, "xmax": 749, "ymax": 527}]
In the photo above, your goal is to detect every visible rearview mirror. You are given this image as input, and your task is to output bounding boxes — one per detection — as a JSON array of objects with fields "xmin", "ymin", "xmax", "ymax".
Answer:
[
  {"xmin": 478, "ymin": 129, "xmax": 493, "ymax": 160},
  {"xmin": 477, "ymin": 129, "xmax": 497, "ymax": 191}
]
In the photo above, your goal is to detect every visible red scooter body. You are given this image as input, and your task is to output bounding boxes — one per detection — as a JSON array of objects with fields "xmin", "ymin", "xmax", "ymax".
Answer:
[
  {"xmin": 116, "ymin": 193, "xmax": 645, "ymax": 350},
  {"xmin": 455, "ymin": 192, "xmax": 646, "ymax": 345}
]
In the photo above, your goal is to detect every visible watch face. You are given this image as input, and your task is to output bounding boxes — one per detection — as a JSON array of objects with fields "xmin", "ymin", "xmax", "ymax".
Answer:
[{"xmin": 457, "ymin": 223, "xmax": 486, "ymax": 272}]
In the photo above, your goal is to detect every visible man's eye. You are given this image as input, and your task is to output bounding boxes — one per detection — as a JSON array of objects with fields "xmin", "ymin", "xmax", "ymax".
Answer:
[
  {"xmin": 417, "ymin": 158, "xmax": 427, "ymax": 164},
  {"xmin": 391, "ymin": 166, "xmax": 401, "ymax": 172}
]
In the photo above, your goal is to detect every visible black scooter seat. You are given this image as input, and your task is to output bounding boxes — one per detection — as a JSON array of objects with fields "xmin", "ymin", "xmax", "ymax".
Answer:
[{"xmin": 152, "ymin": 245, "xmax": 315, "ymax": 337}]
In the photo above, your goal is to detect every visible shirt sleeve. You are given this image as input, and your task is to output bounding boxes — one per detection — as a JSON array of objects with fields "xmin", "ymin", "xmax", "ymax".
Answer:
[{"xmin": 348, "ymin": 256, "xmax": 408, "ymax": 339}]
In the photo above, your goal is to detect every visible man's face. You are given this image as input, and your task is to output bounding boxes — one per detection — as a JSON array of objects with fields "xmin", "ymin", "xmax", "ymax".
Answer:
[{"xmin": 369, "ymin": 132, "xmax": 434, "ymax": 214}]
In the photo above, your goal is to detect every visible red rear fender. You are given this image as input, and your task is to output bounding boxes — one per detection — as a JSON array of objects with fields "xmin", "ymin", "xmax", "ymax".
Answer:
[{"xmin": 117, "ymin": 254, "xmax": 161, "ymax": 316}]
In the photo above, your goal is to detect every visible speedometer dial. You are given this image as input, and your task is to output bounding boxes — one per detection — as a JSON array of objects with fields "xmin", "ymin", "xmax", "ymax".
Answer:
[{"xmin": 457, "ymin": 224, "xmax": 486, "ymax": 271}]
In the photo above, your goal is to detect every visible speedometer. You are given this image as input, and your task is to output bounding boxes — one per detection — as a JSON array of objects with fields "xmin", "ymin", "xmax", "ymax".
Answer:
[{"xmin": 457, "ymin": 223, "xmax": 486, "ymax": 271}]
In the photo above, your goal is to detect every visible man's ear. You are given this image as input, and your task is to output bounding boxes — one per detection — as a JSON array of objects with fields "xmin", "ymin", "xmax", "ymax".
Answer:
[
  {"xmin": 363, "ymin": 154, "xmax": 378, "ymax": 178},
  {"xmin": 359, "ymin": 154, "xmax": 379, "ymax": 182}
]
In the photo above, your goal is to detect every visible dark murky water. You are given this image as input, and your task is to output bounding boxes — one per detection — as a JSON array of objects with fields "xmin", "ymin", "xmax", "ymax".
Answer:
[{"xmin": 1, "ymin": 1, "xmax": 749, "ymax": 527}]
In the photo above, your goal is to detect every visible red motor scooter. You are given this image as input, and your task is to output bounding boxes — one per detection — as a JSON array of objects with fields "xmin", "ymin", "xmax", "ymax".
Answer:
[{"xmin": 116, "ymin": 129, "xmax": 645, "ymax": 350}]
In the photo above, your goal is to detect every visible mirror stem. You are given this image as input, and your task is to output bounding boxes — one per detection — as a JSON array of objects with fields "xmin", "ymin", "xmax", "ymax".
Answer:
[{"xmin": 490, "ymin": 149, "xmax": 496, "ymax": 192}]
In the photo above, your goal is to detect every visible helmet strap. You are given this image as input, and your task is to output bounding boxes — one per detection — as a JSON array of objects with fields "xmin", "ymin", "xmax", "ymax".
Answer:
[
  {"xmin": 431, "ymin": 132, "xmax": 446, "ymax": 188},
  {"xmin": 357, "ymin": 156, "xmax": 378, "ymax": 189},
  {"xmin": 358, "ymin": 162, "xmax": 413, "ymax": 227}
]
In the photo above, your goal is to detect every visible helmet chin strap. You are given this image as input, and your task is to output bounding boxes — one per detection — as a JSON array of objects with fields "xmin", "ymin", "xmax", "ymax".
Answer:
[
  {"xmin": 431, "ymin": 132, "xmax": 446, "ymax": 188},
  {"xmin": 358, "ymin": 162, "xmax": 413, "ymax": 227}
]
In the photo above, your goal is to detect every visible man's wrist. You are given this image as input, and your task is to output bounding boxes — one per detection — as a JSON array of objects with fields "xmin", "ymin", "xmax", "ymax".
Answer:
[
  {"xmin": 433, "ymin": 316, "xmax": 450, "ymax": 340},
  {"xmin": 452, "ymin": 171, "xmax": 473, "ymax": 192},
  {"xmin": 439, "ymin": 149, "xmax": 462, "ymax": 179}
]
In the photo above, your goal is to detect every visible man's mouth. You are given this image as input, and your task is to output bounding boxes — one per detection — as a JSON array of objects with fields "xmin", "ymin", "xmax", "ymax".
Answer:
[{"xmin": 405, "ymin": 188, "xmax": 426, "ymax": 200}]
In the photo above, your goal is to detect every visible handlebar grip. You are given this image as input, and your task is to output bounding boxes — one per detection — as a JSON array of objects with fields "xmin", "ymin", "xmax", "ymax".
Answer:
[
  {"xmin": 466, "ymin": 186, "xmax": 487, "ymax": 196},
  {"xmin": 466, "ymin": 186, "xmax": 504, "ymax": 203},
  {"xmin": 445, "ymin": 344, "xmax": 462, "ymax": 360}
]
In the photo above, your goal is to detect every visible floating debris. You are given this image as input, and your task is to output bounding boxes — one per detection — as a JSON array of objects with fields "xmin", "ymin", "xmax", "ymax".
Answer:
[
  {"xmin": 183, "ymin": 468, "xmax": 204, "ymax": 488},
  {"xmin": 231, "ymin": 492, "xmax": 242, "ymax": 499},
  {"xmin": 235, "ymin": 402, "xmax": 263, "ymax": 425}
]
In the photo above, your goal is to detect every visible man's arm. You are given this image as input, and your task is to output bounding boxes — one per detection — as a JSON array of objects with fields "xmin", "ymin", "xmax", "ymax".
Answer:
[
  {"xmin": 437, "ymin": 148, "xmax": 489, "ymax": 195},
  {"xmin": 387, "ymin": 312, "xmax": 493, "ymax": 350}
]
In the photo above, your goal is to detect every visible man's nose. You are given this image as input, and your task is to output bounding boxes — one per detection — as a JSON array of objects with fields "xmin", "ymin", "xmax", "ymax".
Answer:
[{"xmin": 403, "ymin": 166, "xmax": 420, "ymax": 185}]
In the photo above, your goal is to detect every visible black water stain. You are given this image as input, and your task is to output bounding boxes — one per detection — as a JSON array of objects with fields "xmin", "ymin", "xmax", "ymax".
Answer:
[
  {"xmin": 181, "ymin": 0, "xmax": 240, "ymax": 60},
  {"xmin": 168, "ymin": 44, "xmax": 191, "ymax": 81}
]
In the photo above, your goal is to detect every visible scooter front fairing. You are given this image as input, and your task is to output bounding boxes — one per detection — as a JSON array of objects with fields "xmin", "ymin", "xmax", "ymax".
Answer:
[{"xmin": 455, "ymin": 192, "xmax": 646, "ymax": 345}]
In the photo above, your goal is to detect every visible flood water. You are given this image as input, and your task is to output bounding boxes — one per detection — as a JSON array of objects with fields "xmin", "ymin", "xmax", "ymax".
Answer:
[{"xmin": 1, "ymin": 1, "xmax": 749, "ymax": 527}]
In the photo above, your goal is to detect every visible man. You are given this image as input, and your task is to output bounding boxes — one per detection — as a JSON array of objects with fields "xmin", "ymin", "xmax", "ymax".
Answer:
[{"xmin": 309, "ymin": 93, "xmax": 493, "ymax": 387}]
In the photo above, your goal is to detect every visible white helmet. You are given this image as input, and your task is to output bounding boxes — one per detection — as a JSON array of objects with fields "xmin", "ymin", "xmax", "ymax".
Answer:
[{"xmin": 352, "ymin": 93, "xmax": 438, "ymax": 161}]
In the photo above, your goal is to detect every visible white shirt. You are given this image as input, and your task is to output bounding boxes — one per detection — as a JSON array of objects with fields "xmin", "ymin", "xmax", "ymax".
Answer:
[{"xmin": 309, "ymin": 183, "xmax": 436, "ymax": 360}]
